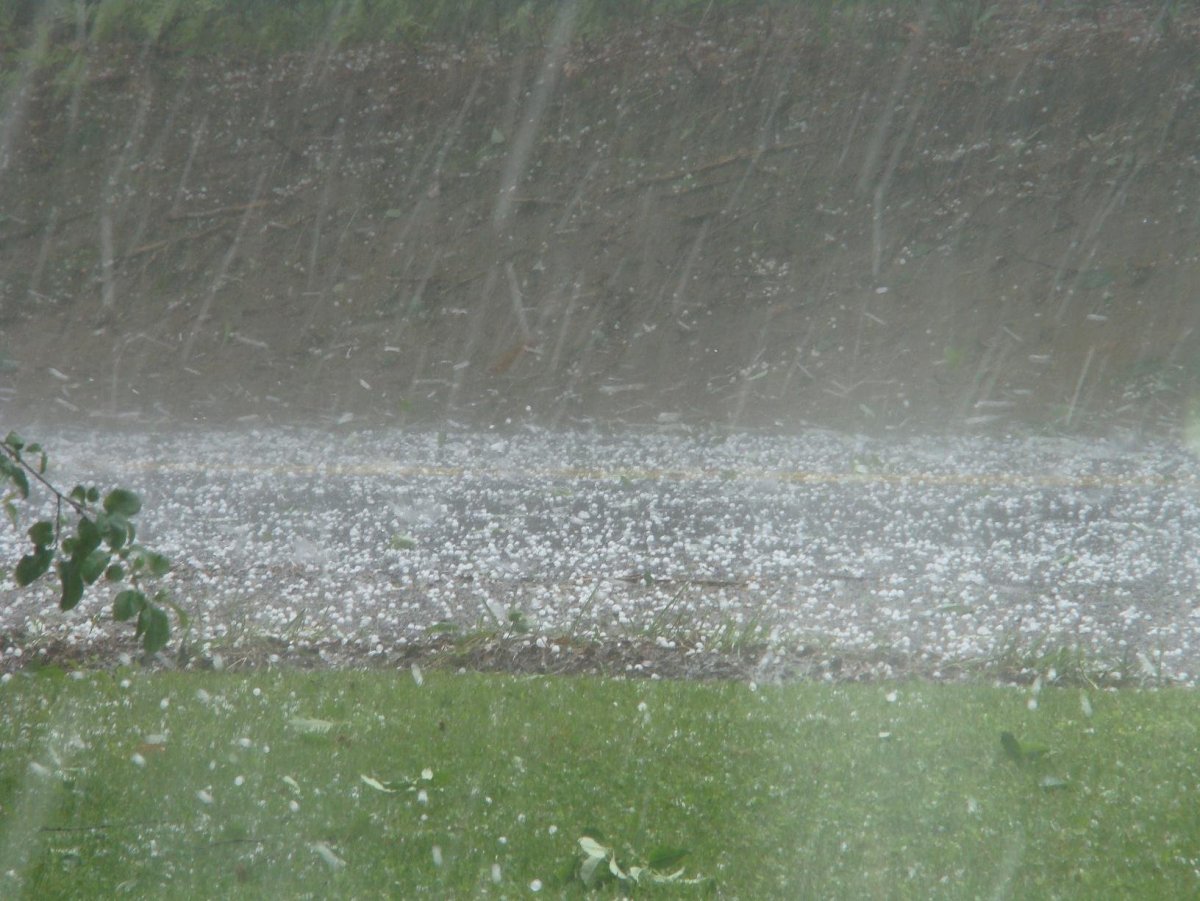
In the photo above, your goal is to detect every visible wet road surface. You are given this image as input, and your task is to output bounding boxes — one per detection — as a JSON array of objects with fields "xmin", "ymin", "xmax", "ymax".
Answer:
[{"xmin": 3, "ymin": 425, "xmax": 1198, "ymax": 681}]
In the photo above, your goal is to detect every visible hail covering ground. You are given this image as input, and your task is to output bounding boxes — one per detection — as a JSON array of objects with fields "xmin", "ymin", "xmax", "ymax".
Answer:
[{"xmin": 1, "ymin": 425, "xmax": 1198, "ymax": 683}]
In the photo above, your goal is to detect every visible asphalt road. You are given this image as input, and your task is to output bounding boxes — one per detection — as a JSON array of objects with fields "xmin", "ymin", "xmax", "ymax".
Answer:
[{"xmin": 3, "ymin": 425, "xmax": 1198, "ymax": 682}]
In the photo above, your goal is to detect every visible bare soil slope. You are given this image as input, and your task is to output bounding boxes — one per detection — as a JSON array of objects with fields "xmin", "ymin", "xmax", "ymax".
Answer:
[{"xmin": 2, "ymin": 2, "xmax": 1199, "ymax": 433}]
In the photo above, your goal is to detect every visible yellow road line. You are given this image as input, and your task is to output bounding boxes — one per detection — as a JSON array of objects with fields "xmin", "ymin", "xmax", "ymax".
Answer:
[{"xmin": 120, "ymin": 460, "xmax": 1196, "ymax": 489}]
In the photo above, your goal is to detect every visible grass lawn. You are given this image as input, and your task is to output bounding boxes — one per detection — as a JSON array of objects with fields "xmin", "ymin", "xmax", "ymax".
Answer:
[{"xmin": 0, "ymin": 667, "xmax": 1197, "ymax": 898}]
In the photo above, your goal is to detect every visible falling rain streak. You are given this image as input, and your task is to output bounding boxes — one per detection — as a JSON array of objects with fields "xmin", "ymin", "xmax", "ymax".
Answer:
[
  {"xmin": 2, "ymin": 6, "xmax": 1200, "ymax": 897},
  {"xmin": 0, "ymin": 3, "xmax": 1191, "ymax": 430}
]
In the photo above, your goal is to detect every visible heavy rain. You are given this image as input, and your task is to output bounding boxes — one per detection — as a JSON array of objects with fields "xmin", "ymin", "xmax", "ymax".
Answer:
[{"xmin": 2, "ymin": 1, "xmax": 1200, "ymax": 897}]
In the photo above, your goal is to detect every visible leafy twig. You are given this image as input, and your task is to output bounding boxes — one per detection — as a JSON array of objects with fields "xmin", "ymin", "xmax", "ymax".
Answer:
[{"xmin": 2, "ymin": 432, "xmax": 182, "ymax": 655}]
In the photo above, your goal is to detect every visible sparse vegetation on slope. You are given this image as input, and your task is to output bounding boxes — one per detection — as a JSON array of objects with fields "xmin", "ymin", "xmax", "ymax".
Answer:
[{"xmin": 1, "ymin": 1, "xmax": 1196, "ymax": 431}]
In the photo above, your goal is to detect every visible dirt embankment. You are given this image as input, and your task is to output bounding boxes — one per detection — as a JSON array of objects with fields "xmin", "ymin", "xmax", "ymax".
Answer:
[{"xmin": 1, "ymin": 2, "xmax": 1198, "ymax": 433}]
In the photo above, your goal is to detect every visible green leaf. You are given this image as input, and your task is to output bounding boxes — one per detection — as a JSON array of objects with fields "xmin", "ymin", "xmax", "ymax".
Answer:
[
  {"xmin": 1021, "ymin": 741, "xmax": 1050, "ymax": 761},
  {"xmin": 3, "ymin": 501, "xmax": 16, "ymax": 528},
  {"xmin": 507, "ymin": 610, "xmax": 530, "ymax": 633},
  {"xmin": 96, "ymin": 512, "xmax": 133, "ymax": 551},
  {"xmin": 58, "ymin": 560, "xmax": 84, "ymax": 611},
  {"xmin": 75, "ymin": 517, "xmax": 102, "ymax": 557},
  {"xmin": 15, "ymin": 548, "xmax": 53, "ymax": 586},
  {"xmin": 69, "ymin": 485, "xmax": 87, "ymax": 505},
  {"xmin": 4, "ymin": 431, "xmax": 24, "ymax": 451},
  {"xmin": 103, "ymin": 488, "xmax": 141, "ymax": 517},
  {"xmin": 138, "ymin": 604, "xmax": 170, "ymax": 654},
  {"xmin": 86, "ymin": 486, "xmax": 100, "ymax": 504},
  {"xmin": 80, "ymin": 549, "xmax": 110, "ymax": 585},
  {"xmin": 113, "ymin": 589, "xmax": 145, "ymax": 621},
  {"xmin": 648, "ymin": 847, "xmax": 690, "ymax": 870},
  {"xmin": 105, "ymin": 563, "xmax": 125, "ymax": 582},
  {"xmin": 145, "ymin": 551, "xmax": 171, "ymax": 577},
  {"xmin": 1000, "ymin": 731, "xmax": 1024, "ymax": 765},
  {"xmin": 5, "ymin": 466, "xmax": 28, "ymax": 500},
  {"xmin": 1000, "ymin": 731, "xmax": 1050, "ymax": 765},
  {"xmin": 28, "ymin": 520, "xmax": 54, "ymax": 547}
]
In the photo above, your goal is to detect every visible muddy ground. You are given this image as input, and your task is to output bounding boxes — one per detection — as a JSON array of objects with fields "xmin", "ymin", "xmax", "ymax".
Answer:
[{"xmin": 1, "ymin": 1, "xmax": 1199, "ymax": 435}]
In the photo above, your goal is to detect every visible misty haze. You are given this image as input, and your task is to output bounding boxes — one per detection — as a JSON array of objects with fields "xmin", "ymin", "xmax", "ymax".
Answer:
[{"xmin": 1, "ymin": 2, "xmax": 1199, "ymax": 898}]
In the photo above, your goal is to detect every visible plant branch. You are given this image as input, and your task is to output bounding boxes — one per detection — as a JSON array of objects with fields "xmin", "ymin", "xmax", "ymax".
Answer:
[{"xmin": 1, "ymin": 442, "xmax": 86, "ymax": 516}]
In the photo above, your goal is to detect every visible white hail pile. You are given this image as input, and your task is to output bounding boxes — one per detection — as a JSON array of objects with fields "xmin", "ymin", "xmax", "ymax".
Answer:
[{"xmin": 1, "ymin": 425, "xmax": 1197, "ymax": 681}]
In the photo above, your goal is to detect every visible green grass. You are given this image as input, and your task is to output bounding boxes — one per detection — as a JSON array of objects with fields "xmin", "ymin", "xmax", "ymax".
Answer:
[{"xmin": 1, "ymin": 668, "xmax": 1198, "ymax": 898}]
